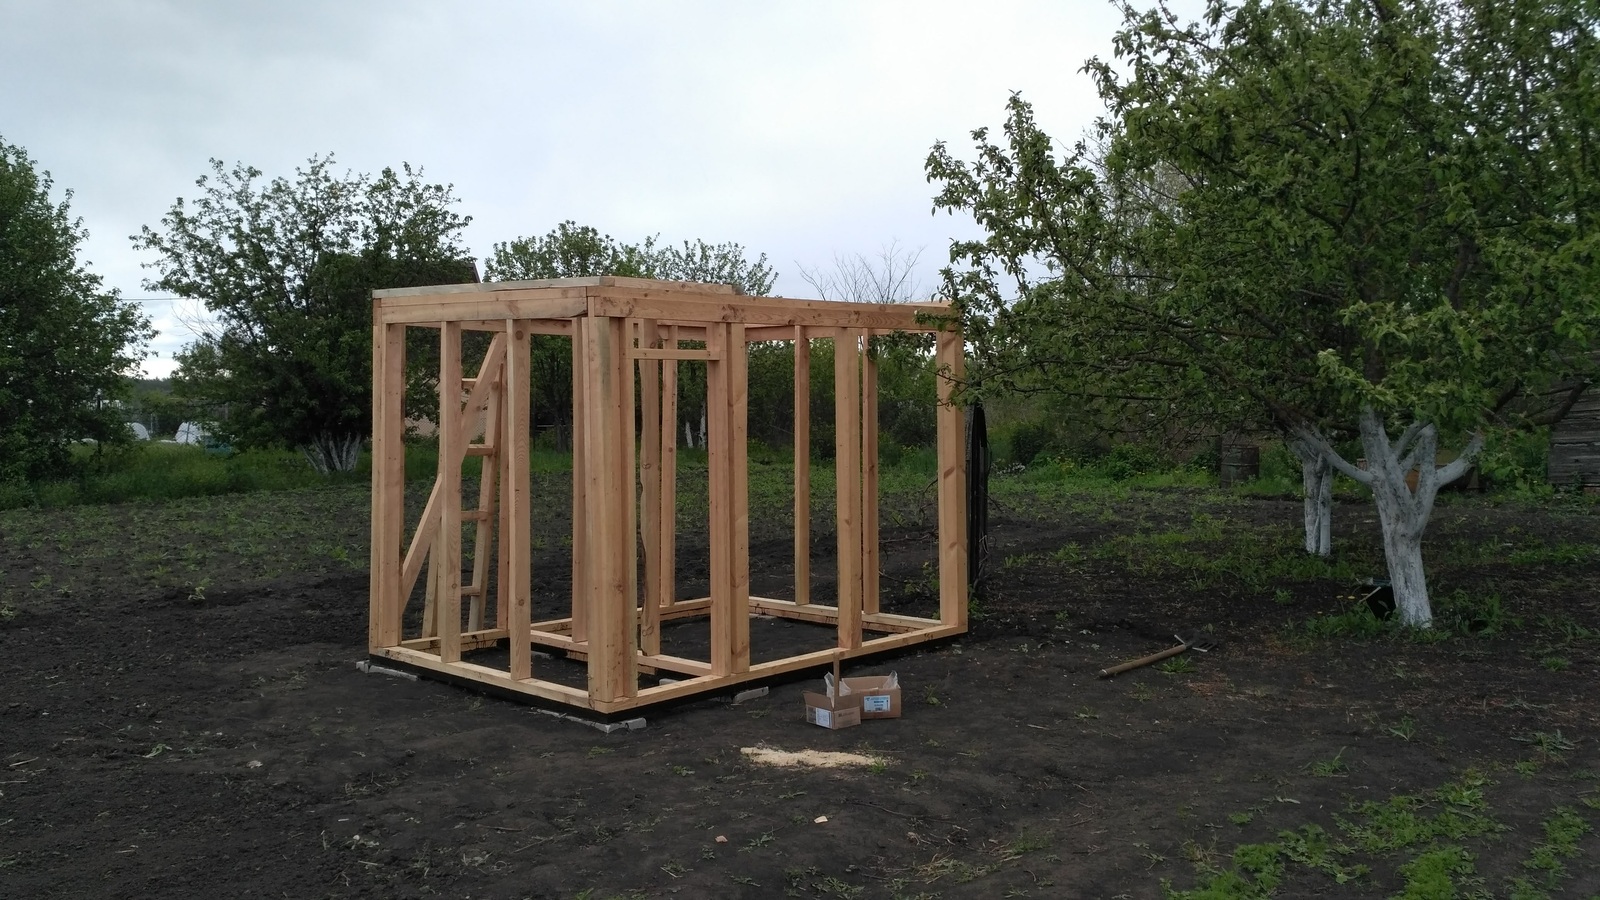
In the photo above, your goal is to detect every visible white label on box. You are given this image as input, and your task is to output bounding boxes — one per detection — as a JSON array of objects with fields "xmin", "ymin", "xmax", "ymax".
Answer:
[
  {"xmin": 812, "ymin": 708, "xmax": 832, "ymax": 727},
  {"xmin": 862, "ymin": 695, "xmax": 891, "ymax": 713}
]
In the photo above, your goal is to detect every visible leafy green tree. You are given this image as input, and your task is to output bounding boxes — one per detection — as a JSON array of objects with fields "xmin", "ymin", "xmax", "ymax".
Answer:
[
  {"xmin": 928, "ymin": 0, "xmax": 1600, "ymax": 626},
  {"xmin": 135, "ymin": 156, "xmax": 475, "ymax": 473},
  {"xmin": 483, "ymin": 221, "xmax": 776, "ymax": 448},
  {"xmin": 0, "ymin": 137, "xmax": 153, "ymax": 484}
]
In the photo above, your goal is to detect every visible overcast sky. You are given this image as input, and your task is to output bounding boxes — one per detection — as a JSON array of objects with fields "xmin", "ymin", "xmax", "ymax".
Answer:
[{"xmin": 2, "ymin": 0, "xmax": 1198, "ymax": 377}]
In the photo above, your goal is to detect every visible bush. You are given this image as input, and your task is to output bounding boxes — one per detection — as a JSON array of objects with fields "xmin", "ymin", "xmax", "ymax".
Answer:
[
  {"xmin": 1091, "ymin": 443, "xmax": 1165, "ymax": 480},
  {"xmin": 1477, "ymin": 427, "xmax": 1552, "ymax": 496},
  {"xmin": 1003, "ymin": 419, "xmax": 1057, "ymax": 466}
]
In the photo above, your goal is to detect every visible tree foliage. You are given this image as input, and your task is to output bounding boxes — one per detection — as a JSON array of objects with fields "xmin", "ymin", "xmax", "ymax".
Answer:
[
  {"xmin": 483, "ymin": 221, "xmax": 776, "ymax": 449},
  {"xmin": 928, "ymin": 0, "xmax": 1600, "ymax": 624},
  {"xmin": 0, "ymin": 137, "xmax": 152, "ymax": 483},
  {"xmin": 136, "ymin": 156, "xmax": 474, "ymax": 473}
]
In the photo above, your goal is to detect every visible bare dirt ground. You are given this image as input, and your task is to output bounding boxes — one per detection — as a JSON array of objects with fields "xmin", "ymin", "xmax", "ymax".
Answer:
[{"xmin": 2, "ymin": 472, "xmax": 1598, "ymax": 899}]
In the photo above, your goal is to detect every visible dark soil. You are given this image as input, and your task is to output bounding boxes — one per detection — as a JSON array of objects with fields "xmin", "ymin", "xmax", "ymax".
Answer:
[{"xmin": 2, "ymin": 477, "xmax": 1598, "ymax": 899}]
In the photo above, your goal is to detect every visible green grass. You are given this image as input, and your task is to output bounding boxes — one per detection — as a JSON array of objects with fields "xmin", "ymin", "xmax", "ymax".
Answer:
[
  {"xmin": 0, "ymin": 440, "xmax": 584, "ymax": 511},
  {"xmin": 1165, "ymin": 771, "xmax": 1598, "ymax": 899}
]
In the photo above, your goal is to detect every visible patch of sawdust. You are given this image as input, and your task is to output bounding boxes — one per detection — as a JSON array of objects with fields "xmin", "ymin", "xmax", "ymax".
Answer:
[{"xmin": 740, "ymin": 746, "xmax": 885, "ymax": 769}]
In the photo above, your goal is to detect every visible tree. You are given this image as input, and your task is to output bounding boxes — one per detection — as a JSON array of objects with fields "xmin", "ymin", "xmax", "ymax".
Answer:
[
  {"xmin": 0, "ymin": 137, "xmax": 153, "ymax": 484},
  {"xmin": 483, "ymin": 221, "xmax": 776, "ymax": 448},
  {"xmin": 798, "ymin": 240, "xmax": 926, "ymax": 305},
  {"xmin": 135, "ymin": 156, "xmax": 474, "ymax": 473},
  {"xmin": 797, "ymin": 242, "xmax": 940, "ymax": 449},
  {"xmin": 928, "ymin": 0, "xmax": 1600, "ymax": 626}
]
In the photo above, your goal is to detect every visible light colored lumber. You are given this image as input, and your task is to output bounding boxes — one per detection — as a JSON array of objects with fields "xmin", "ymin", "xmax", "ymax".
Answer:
[
  {"xmin": 400, "ymin": 627, "xmax": 509, "ymax": 652},
  {"xmin": 863, "ymin": 338, "xmax": 881, "ymax": 615},
  {"xmin": 466, "ymin": 352, "xmax": 502, "ymax": 633},
  {"xmin": 504, "ymin": 319, "xmax": 534, "ymax": 681},
  {"xmin": 660, "ymin": 597, "xmax": 710, "ymax": 620},
  {"xmin": 583, "ymin": 315, "xmax": 637, "ymax": 702},
  {"xmin": 436, "ymin": 321, "xmax": 464, "ymax": 664},
  {"xmin": 399, "ymin": 334, "xmax": 508, "ymax": 606},
  {"xmin": 639, "ymin": 320, "xmax": 663, "ymax": 656},
  {"xmin": 369, "ymin": 280, "xmax": 968, "ymax": 715},
  {"xmin": 747, "ymin": 597, "xmax": 937, "ymax": 634},
  {"xmin": 374, "ymin": 279, "xmax": 601, "ymax": 298},
  {"xmin": 370, "ymin": 320, "xmax": 407, "ymax": 650},
  {"xmin": 380, "ymin": 292, "xmax": 588, "ymax": 325},
  {"xmin": 630, "ymin": 347, "xmax": 719, "ymax": 361},
  {"xmin": 372, "ymin": 647, "xmax": 597, "ymax": 709},
  {"xmin": 660, "ymin": 326, "xmax": 679, "ymax": 607},
  {"xmin": 626, "ymin": 626, "xmax": 967, "ymax": 709},
  {"xmin": 936, "ymin": 329, "xmax": 969, "ymax": 629},
  {"xmin": 637, "ymin": 654, "xmax": 713, "ymax": 677},
  {"xmin": 589, "ymin": 287, "xmax": 942, "ymax": 331},
  {"xmin": 833, "ymin": 328, "xmax": 863, "ymax": 650},
  {"xmin": 706, "ymin": 323, "xmax": 740, "ymax": 676},
  {"xmin": 728, "ymin": 324, "xmax": 751, "ymax": 671},
  {"xmin": 793, "ymin": 326, "xmax": 810, "ymax": 605},
  {"xmin": 570, "ymin": 320, "xmax": 588, "ymax": 644}
]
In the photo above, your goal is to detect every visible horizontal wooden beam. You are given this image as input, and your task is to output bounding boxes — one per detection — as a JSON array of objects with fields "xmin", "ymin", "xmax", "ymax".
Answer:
[
  {"xmin": 372, "ymin": 647, "xmax": 598, "ymax": 709},
  {"xmin": 588, "ymin": 287, "xmax": 952, "ymax": 331},
  {"xmin": 399, "ymin": 627, "xmax": 510, "ymax": 652},
  {"xmin": 747, "ymin": 597, "xmax": 935, "ymax": 634},
  {"xmin": 630, "ymin": 347, "xmax": 720, "ymax": 361},
  {"xmin": 381, "ymin": 294, "xmax": 589, "ymax": 326},
  {"xmin": 638, "ymin": 654, "xmax": 713, "ymax": 677}
]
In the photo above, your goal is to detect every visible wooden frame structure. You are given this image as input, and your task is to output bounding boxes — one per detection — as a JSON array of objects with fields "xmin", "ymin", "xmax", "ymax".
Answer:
[{"xmin": 367, "ymin": 276, "xmax": 967, "ymax": 714}]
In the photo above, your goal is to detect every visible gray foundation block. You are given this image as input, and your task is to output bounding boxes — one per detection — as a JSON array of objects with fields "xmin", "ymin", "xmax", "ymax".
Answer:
[
  {"xmin": 532, "ymin": 708, "xmax": 647, "ymax": 733},
  {"xmin": 355, "ymin": 660, "xmax": 419, "ymax": 681}
]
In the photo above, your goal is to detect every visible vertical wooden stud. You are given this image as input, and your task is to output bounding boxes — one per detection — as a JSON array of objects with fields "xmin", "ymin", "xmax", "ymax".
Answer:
[
  {"xmin": 660, "ymin": 326, "xmax": 679, "ymax": 608},
  {"xmin": 570, "ymin": 321, "xmax": 588, "ymax": 644},
  {"xmin": 621, "ymin": 318, "xmax": 640, "ymax": 669},
  {"xmin": 862, "ymin": 337, "xmax": 881, "ymax": 615},
  {"xmin": 370, "ymin": 318, "xmax": 406, "ymax": 650},
  {"xmin": 707, "ymin": 323, "xmax": 750, "ymax": 675},
  {"xmin": 833, "ymin": 329, "xmax": 863, "ymax": 650},
  {"xmin": 639, "ymin": 320, "xmax": 663, "ymax": 656},
  {"xmin": 467, "ymin": 358, "xmax": 501, "ymax": 632},
  {"xmin": 728, "ymin": 323, "xmax": 750, "ymax": 672},
  {"xmin": 936, "ymin": 329, "xmax": 969, "ymax": 628},
  {"xmin": 504, "ymin": 320, "xmax": 533, "ymax": 680},
  {"xmin": 436, "ymin": 321, "xmax": 464, "ymax": 664},
  {"xmin": 793, "ymin": 326, "xmax": 810, "ymax": 606},
  {"xmin": 584, "ymin": 315, "xmax": 636, "ymax": 703}
]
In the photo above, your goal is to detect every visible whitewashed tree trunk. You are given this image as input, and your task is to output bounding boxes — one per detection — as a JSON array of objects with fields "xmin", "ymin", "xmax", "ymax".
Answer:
[
  {"xmin": 303, "ymin": 432, "xmax": 362, "ymax": 475},
  {"xmin": 1289, "ymin": 437, "xmax": 1333, "ymax": 557},
  {"xmin": 1292, "ymin": 408, "xmax": 1482, "ymax": 628}
]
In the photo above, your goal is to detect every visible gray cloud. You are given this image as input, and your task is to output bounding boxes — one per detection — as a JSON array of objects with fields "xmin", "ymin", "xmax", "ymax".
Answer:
[{"xmin": 2, "ymin": 0, "xmax": 1199, "ymax": 376}]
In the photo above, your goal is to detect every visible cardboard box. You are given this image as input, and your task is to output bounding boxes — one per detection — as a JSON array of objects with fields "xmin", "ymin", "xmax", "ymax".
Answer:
[
  {"xmin": 843, "ymin": 674, "xmax": 902, "ymax": 719},
  {"xmin": 803, "ymin": 690, "xmax": 861, "ymax": 729}
]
